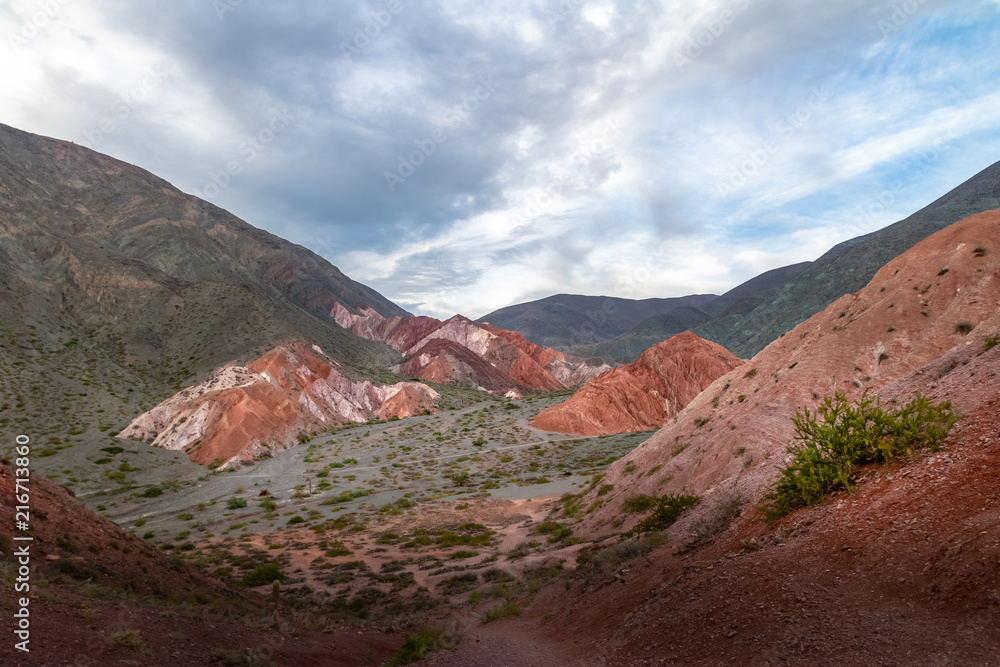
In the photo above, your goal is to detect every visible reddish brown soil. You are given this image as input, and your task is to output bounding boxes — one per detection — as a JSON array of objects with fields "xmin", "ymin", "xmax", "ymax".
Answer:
[
  {"xmin": 533, "ymin": 332, "xmax": 744, "ymax": 436},
  {"xmin": 0, "ymin": 461, "xmax": 402, "ymax": 666},
  {"xmin": 420, "ymin": 402, "xmax": 1000, "ymax": 665}
]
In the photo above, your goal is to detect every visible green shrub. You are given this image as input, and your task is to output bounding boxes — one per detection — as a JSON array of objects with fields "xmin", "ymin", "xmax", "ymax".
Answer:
[
  {"xmin": 532, "ymin": 521, "xmax": 574, "ymax": 544},
  {"xmin": 388, "ymin": 625, "xmax": 461, "ymax": 666},
  {"xmin": 286, "ymin": 515, "xmax": 305, "ymax": 526},
  {"xmin": 437, "ymin": 573, "xmax": 478, "ymax": 595},
  {"xmin": 628, "ymin": 494, "xmax": 699, "ymax": 536},
  {"xmin": 597, "ymin": 484, "xmax": 614, "ymax": 497},
  {"xmin": 482, "ymin": 600, "xmax": 522, "ymax": 623},
  {"xmin": 325, "ymin": 541, "xmax": 353, "ymax": 557},
  {"xmin": 242, "ymin": 563, "xmax": 284, "ymax": 586},
  {"xmin": 622, "ymin": 494, "xmax": 656, "ymax": 514},
  {"xmin": 320, "ymin": 489, "xmax": 372, "ymax": 505},
  {"xmin": 763, "ymin": 392, "xmax": 957, "ymax": 521},
  {"xmin": 142, "ymin": 486, "xmax": 163, "ymax": 498},
  {"xmin": 226, "ymin": 497, "xmax": 247, "ymax": 510},
  {"xmin": 577, "ymin": 534, "xmax": 666, "ymax": 567},
  {"xmin": 984, "ymin": 335, "xmax": 1000, "ymax": 352},
  {"xmin": 259, "ymin": 498, "xmax": 277, "ymax": 512},
  {"xmin": 106, "ymin": 629, "xmax": 145, "ymax": 651}
]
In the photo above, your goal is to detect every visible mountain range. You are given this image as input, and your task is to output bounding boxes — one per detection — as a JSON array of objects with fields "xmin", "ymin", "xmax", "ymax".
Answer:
[{"xmin": 488, "ymin": 160, "xmax": 1000, "ymax": 363}]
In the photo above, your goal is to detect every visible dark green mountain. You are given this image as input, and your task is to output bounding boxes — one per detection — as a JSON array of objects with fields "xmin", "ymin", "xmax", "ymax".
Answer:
[
  {"xmin": 569, "ymin": 262, "xmax": 811, "ymax": 362},
  {"xmin": 475, "ymin": 293, "xmax": 718, "ymax": 348},
  {"xmin": 701, "ymin": 159, "xmax": 1000, "ymax": 358},
  {"xmin": 0, "ymin": 123, "xmax": 405, "ymax": 454}
]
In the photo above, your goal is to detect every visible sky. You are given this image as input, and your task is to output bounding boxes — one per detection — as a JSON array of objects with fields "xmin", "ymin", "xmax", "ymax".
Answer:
[{"xmin": 2, "ymin": 0, "xmax": 999, "ymax": 319}]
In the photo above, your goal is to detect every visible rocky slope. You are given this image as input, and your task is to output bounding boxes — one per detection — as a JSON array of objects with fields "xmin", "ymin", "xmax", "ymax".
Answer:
[
  {"xmin": 701, "ymin": 159, "xmax": 1000, "ymax": 358},
  {"xmin": 578, "ymin": 206, "xmax": 1000, "ymax": 536},
  {"xmin": 333, "ymin": 303, "xmax": 609, "ymax": 393},
  {"xmin": 532, "ymin": 332, "xmax": 744, "ymax": 436},
  {"xmin": 0, "ymin": 123, "xmax": 406, "ymax": 458},
  {"xmin": 119, "ymin": 341, "xmax": 438, "ymax": 467},
  {"xmin": 474, "ymin": 293, "xmax": 718, "ymax": 348}
]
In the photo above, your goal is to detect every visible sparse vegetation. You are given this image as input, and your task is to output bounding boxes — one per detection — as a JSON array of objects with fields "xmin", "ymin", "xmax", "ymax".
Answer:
[
  {"xmin": 482, "ymin": 599, "xmax": 523, "ymax": 623},
  {"xmin": 627, "ymin": 494, "xmax": 699, "ymax": 536},
  {"xmin": 388, "ymin": 624, "xmax": 464, "ymax": 666},
  {"xmin": 763, "ymin": 392, "xmax": 958, "ymax": 520},
  {"xmin": 242, "ymin": 563, "xmax": 284, "ymax": 586},
  {"xmin": 225, "ymin": 497, "xmax": 247, "ymax": 510}
]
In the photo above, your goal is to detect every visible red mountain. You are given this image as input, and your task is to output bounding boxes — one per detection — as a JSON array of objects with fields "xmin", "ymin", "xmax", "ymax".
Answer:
[
  {"xmin": 119, "ymin": 341, "xmax": 438, "ymax": 468},
  {"xmin": 332, "ymin": 303, "xmax": 609, "ymax": 393},
  {"xmin": 532, "ymin": 331, "xmax": 744, "ymax": 436}
]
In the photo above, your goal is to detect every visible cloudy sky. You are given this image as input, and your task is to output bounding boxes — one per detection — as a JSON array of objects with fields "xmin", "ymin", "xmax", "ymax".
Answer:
[{"xmin": 2, "ymin": 0, "xmax": 999, "ymax": 318}]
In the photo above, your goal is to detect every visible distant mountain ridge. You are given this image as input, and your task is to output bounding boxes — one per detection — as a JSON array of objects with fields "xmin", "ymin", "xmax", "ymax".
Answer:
[
  {"xmin": 475, "ymin": 293, "xmax": 718, "ymax": 348},
  {"xmin": 699, "ymin": 160, "xmax": 1000, "ymax": 357},
  {"xmin": 558, "ymin": 262, "xmax": 812, "ymax": 363}
]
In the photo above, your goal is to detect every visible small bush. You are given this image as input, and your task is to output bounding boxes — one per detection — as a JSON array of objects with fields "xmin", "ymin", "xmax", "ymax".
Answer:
[
  {"xmin": 286, "ymin": 515, "xmax": 306, "ymax": 526},
  {"xmin": 242, "ymin": 563, "xmax": 284, "ymax": 586},
  {"xmin": 578, "ymin": 534, "xmax": 666, "ymax": 567},
  {"xmin": 107, "ymin": 629, "xmax": 145, "ymax": 651},
  {"xmin": 628, "ymin": 494, "xmax": 699, "ymax": 536},
  {"xmin": 226, "ymin": 497, "xmax": 247, "ymax": 510},
  {"xmin": 532, "ymin": 521, "xmax": 574, "ymax": 544},
  {"xmin": 597, "ymin": 484, "xmax": 614, "ymax": 497},
  {"xmin": 622, "ymin": 494, "xmax": 656, "ymax": 514},
  {"xmin": 437, "ymin": 573, "xmax": 478, "ymax": 595},
  {"xmin": 763, "ymin": 392, "xmax": 957, "ymax": 520},
  {"xmin": 956, "ymin": 321, "xmax": 974, "ymax": 335},
  {"xmin": 209, "ymin": 647, "xmax": 273, "ymax": 666},
  {"xmin": 482, "ymin": 600, "xmax": 522, "ymax": 623},
  {"xmin": 259, "ymin": 498, "xmax": 277, "ymax": 512},
  {"xmin": 388, "ymin": 624, "xmax": 463, "ymax": 666},
  {"xmin": 142, "ymin": 486, "xmax": 163, "ymax": 498},
  {"xmin": 325, "ymin": 541, "xmax": 353, "ymax": 557},
  {"xmin": 984, "ymin": 335, "xmax": 1000, "ymax": 353}
]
